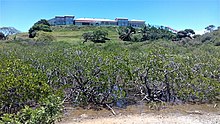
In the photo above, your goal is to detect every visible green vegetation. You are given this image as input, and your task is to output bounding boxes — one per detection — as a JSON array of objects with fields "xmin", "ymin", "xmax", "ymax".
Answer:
[
  {"xmin": 205, "ymin": 25, "xmax": 215, "ymax": 32},
  {"xmin": 176, "ymin": 29, "xmax": 195, "ymax": 39},
  {"xmin": 117, "ymin": 26, "xmax": 136, "ymax": 41},
  {"xmin": 34, "ymin": 31, "xmax": 55, "ymax": 42},
  {"xmin": 117, "ymin": 25, "xmax": 176, "ymax": 42},
  {"xmin": 28, "ymin": 19, "xmax": 52, "ymax": 38},
  {"xmin": 0, "ymin": 32, "xmax": 5, "ymax": 40},
  {"xmin": 0, "ymin": 25, "xmax": 220, "ymax": 123},
  {"xmin": 82, "ymin": 30, "xmax": 110, "ymax": 43}
]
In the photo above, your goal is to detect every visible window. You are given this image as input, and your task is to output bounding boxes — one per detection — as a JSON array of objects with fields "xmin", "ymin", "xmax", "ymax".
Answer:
[{"xmin": 82, "ymin": 22, "xmax": 90, "ymax": 25}]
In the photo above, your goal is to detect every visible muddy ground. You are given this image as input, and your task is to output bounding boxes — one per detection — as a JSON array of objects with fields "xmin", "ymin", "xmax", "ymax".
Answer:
[{"xmin": 57, "ymin": 103, "xmax": 220, "ymax": 124}]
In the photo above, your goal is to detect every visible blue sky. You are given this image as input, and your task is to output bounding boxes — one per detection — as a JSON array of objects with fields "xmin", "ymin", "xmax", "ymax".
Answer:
[{"xmin": 0, "ymin": 0, "xmax": 220, "ymax": 32}]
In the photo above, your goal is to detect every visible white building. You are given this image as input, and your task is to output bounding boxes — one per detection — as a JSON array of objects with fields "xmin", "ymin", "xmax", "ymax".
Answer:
[
  {"xmin": 48, "ymin": 15, "xmax": 145, "ymax": 28},
  {"xmin": 129, "ymin": 19, "xmax": 146, "ymax": 28},
  {"xmin": 74, "ymin": 18, "xmax": 117, "ymax": 26},
  {"xmin": 116, "ymin": 18, "xmax": 129, "ymax": 26}
]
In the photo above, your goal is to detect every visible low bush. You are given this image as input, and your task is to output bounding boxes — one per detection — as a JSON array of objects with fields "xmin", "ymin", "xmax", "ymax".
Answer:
[
  {"xmin": 0, "ymin": 53, "xmax": 62, "ymax": 123},
  {"xmin": 0, "ymin": 95, "xmax": 63, "ymax": 124},
  {"xmin": 34, "ymin": 31, "xmax": 55, "ymax": 42},
  {"xmin": 0, "ymin": 32, "xmax": 5, "ymax": 40},
  {"xmin": 215, "ymin": 42, "xmax": 220, "ymax": 46},
  {"xmin": 118, "ymin": 25, "xmax": 176, "ymax": 42},
  {"xmin": 82, "ymin": 30, "xmax": 110, "ymax": 43},
  {"xmin": 29, "ymin": 19, "xmax": 52, "ymax": 38},
  {"xmin": 131, "ymin": 34, "xmax": 142, "ymax": 42}
]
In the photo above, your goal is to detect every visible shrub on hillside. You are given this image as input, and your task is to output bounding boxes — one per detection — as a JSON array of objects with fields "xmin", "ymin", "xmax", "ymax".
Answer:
[
  {"xmin": 178, "ymin": 29, "xmax": 220, "ymax": 46},
  {"xmin": 201, "ymin": 34, "xmax": 212, "ymax": 43},
  {"xmin": 0, "ymin": 32, "xmax": 5, "ymax": 40},
  {"xmin": 193, "ymin": 34, "xmax": 201, "ymax": 39},
  {"xmin": 192, "ymin": 32, "xmax": 216, "ymax": 44},
  {"xmin": 131, "ymin": 34, "xmax": 142, "ymax": 42},
  {"xmin": 117, "ymin": 26, "xmax": 136, "ymax": 41},
  {"xmin": 142, "ymin": 25, "xmax": 176, "ymax": 41},
  {"xmin": 82, "ymin": 30, "xmax": 110, "ymax": 43},
  {"xmin": 29, "ymin": 19, "xmax": 52, "ymax": 38},
  {"xmin": 0, "ymin": 58, "xmax": 53, "ymax": 115},
  {"xmin": 34, "ymin": 31, "xmax": 55, "ymax": 42},
  {"xmin": 0, "ymin": 56, "xmax": 63, "ymax": 123},
  {"xmin": 176, "ymin": 29, "xmax": 195, "ymax": 40},
  {"xmin": 0, "ymin": 95, "xmax": 63, "ymax": 124},
  {"xmin": 118, "ymin": 25, "xmax": 176, "ymax": 42},
  {"xmin": 215, "ymin": 42, "xmax": 220, "ymax": 46},
  {"xmin": 34, "ymin": 19, "xmax": 50, "ymax": 26}
]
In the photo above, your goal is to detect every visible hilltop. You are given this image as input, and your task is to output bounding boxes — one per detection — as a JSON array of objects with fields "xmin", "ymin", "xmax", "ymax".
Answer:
[{"xmin": 13, "ymin": 24, "xmax": 220, "ymax": 47}]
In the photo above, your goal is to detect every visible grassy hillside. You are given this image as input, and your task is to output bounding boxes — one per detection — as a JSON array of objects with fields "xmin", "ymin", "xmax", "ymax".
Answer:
[
  {"xmin": 0, "ymin": 26, "xmax": 220, "ymax": 123},
  {"xmin": 193, "ymin": 29, "xmax": 220, "ymax": 46}
]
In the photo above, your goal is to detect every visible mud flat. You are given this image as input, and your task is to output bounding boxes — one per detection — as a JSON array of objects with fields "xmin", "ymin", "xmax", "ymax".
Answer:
[{"xmin": 57, "ymin": 103, "xmax": 220, "ymax": 124}]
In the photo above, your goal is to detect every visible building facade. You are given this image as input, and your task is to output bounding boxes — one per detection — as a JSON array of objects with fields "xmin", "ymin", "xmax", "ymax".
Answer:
[
  {"xmin": 74, "ymin": 18, "xmax": 118, "ymax": 26},
  {"xmin": 48, "ymin": 16, "xmax": 75, "ymax": 26},
  {"xmin": 129, "ymin": 20, "xmax": 146, "ymax": 28},
  {"xmin": 115, "ymin": 18, "xmax": 129, "ymax": 27},
  {"xmin": 48, "ymin": 16, "xmax": 145, "ymax": 28}
]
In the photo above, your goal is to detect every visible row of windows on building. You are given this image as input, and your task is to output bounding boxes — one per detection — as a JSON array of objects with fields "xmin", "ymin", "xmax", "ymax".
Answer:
[{"xmin": 48, "ymin": 16, "xmax": 146, "ymax": 28}]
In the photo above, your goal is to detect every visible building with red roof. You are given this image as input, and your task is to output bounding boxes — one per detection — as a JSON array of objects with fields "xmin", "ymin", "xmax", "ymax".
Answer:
[{"xmin": 48, "ymin": 15, "xmax": 145, "ymax": 28}]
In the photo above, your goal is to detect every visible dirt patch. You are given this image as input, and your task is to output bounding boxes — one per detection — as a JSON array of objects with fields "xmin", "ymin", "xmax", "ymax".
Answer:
[
  {"xmin": 61, "ymin": 113, "xmax": 220, "ymax": 124},
  {"xmin": 57, "ymin": 103, "xmax": 220, "ymax": 124}
]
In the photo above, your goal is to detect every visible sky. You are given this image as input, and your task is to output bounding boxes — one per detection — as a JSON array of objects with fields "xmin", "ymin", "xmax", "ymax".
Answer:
[{"xmin": 0, "ymin": 0, "xmax": 220, "ymax": 33}]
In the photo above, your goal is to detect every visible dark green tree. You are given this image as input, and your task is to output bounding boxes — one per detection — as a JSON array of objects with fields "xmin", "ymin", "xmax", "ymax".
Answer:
[
  {"xmin": 82, "ymin": 30, "xmax": 110, "ymax": 43},
  {"xmin": 176, "ymin": 29, "xmax": 195, "ymax": 39},
  {"xmin": 29, "ymin": 19, "xmax": 52, "ymax": 38},
  {"xmin": 184, "ymin": 29, "xmax": 195, "ymax": 35},
  {"xmin": 127, "ymin": 26, "xmax": 136, "ymax": 34},
  {"xmin": 205, "ymin": 25, "xmax": 215, "ymax": 32},
  {"xmin": 118, "ymin": 26, "xmax": 136, "ymax": 41},
  {"xmin": 0, "ymin": 32, "xmax": 5, "ymax": 40},
  {"xmin": 177, "ymin": 30, "xmax": 188, "ymax": 39},
  {"xmin": 139, "ymin": 25, "xmax": 175, "ymax": 41},
  {"xmin": 34, "ymin": 19, "xmax": 50, "ymax": 26},
  {"xmin": 82, "ymin": 32, "xmax": 93, "ymax": 43}
]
